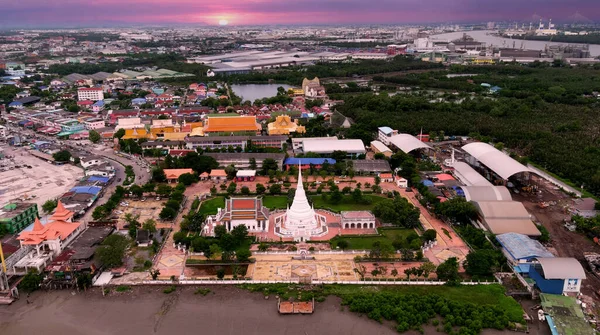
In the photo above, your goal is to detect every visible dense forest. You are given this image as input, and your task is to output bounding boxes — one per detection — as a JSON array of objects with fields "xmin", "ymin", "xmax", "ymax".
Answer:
[{"xmin": 338, "ymin": 65, "xmax": 600, "ymax": 197}]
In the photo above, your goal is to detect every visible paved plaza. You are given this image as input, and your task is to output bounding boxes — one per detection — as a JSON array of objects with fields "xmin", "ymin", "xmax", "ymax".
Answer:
[{"xmin": 250, "ymin": 254, "xmax": 359, "ymax": 281}]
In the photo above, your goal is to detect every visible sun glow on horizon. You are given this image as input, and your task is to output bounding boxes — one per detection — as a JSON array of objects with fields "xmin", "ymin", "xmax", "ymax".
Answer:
[{"xmin": 218, "ymin": 19, "xmax": 229, "ymax": 26}]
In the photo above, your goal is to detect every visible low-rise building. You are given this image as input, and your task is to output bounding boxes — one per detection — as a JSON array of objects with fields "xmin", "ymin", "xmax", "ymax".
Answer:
[
  {"xmin": 205, "ymin": 152, "xmax": 285, "ymax": 170},
  {"xmin": 163, "ymin": 168, "xmax": 194, "ymax": 183},
  {"xmin": 83, "ymin": 118, "xmax": 105, "ymax": 130},
  {"xmin": 0, "ymin": 202, "xmax": 39, "ymax": 234},
  {"xmin": 377, "ymin": 126, "xmax": 398, "ymax": 145},
  {"xmin": 302, "ymin": 139, "xmax": 366, "ymax": 158},
  {"xmin": 283, "ymin": 158, "xmax": 336, "ymax": 170},
  {"xmin": 370, "ymin": 140, "xmax": 393, "ymax": 157},
  {"xmin": 77, "ymin": 87, "xmax": 104, "ymax": 101},
  {"xmin": 236, "ymin": 170, "xmax": 256, "ymax": 182},
  {"xmin": 340, "ymin": 211, "xmax": 376, "ymax": 229}
]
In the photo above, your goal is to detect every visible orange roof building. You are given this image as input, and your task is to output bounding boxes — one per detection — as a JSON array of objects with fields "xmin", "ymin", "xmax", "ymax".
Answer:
[
  {"xmin": 203, "ymin": 116, "xmax": 261, "ymax": 135},
  {"xmin": 267, "ymin": 115, "xmax": 306, "ymax": 135},
  {"xmin": 203, "ymin": 197, "xmax": 270, "ymax": 236},
  {"xmin": 15, "ymin": 202, "xmax": 85, "ymax": 273},
  {"xmin": 163, "ymin": 168, "xmax": 194, "ymax": 182}
]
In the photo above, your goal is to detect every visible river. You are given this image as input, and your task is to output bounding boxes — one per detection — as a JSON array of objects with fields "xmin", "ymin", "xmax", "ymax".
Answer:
[
  {"xmin": 431, "ymin": 30, "xmax": 600, "ymax": 57},
  {"xmin": 231, "ymin": 84, "xmax": 293, "ymax": 102},
  {"xmin": 0, "ymin": 287, "xmax": 550, "ymax": 335}
]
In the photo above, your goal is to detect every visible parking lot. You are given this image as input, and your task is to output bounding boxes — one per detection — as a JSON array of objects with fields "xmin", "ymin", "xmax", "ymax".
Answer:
[{"xmin": 0, "ymin": 145, "xmax": 84, "ymax": 209}]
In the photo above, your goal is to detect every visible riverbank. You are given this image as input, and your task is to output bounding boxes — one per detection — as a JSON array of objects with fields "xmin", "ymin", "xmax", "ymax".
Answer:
[{"xmin": 0, "ymin": 286, "xmax": 550, "ymax": 335}]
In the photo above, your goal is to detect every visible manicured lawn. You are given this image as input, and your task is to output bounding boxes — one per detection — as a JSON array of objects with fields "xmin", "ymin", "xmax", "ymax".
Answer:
[
  {"xmin": 330, "ymin": 228, "xmax": 418, "ymax": 250},
  {"xmin": 262, "ymin": 196, "xmax": 288, "ymax": 210},
  {"xmin": 199, "ymin": 196, "xmax": 225, "ymax": 215}
]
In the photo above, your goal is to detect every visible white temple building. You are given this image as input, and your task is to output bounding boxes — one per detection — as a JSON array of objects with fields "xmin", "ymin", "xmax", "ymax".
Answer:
[{"xmin": 273, "ymin": 167, "xmax": 328, "ymax": 242}]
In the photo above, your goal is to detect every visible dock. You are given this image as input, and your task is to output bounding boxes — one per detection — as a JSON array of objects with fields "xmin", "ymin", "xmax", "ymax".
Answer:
[{"xmin": 277, "ymin": 297, "xmax": 314, "ymax": 314}]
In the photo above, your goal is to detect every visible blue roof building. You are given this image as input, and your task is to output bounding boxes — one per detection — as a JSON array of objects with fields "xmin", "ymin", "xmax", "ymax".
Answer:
[
  {"xmin": 378, "ymin": 126, "xmax": 395, "ymax": 136},
  {"xmin": 70, "ymin": 186, "xmax": 102, "ymax": 195},
  {"xmin": 284, "ymin": 158, "xmax": 336, "ymax": 170},
  {"xmin": 132, "ymin": 98, "xmax": 146, "ymax": 105},
  {"xmin": 496, "ymin": 232, "xmax": 554, "ymax": 265},
  {"xmin": 9, "ymin": 101, "xmax": 23, "ymax": 108}
]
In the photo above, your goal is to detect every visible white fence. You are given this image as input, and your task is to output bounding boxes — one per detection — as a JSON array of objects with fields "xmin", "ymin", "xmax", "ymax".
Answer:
[{"xmin": 110, "ymin": 278, "xmax": 499, "ymax": 286}]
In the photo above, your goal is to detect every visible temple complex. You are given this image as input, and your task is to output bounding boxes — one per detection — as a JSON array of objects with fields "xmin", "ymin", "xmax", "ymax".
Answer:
[
  {"xmin": 273, "ymin": 167, "xmax": 328, "ymax": 242},
  {"xmin": 267, "ymin": 115, "xmax": 306, "ymax": 135}
]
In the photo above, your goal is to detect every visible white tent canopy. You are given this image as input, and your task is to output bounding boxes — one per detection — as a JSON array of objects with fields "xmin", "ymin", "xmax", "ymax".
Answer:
[
  {"xmin": 462, "ymin": 142, "xmax": 532, "ymax": 180},
  {"xmin": 388, "ymin": 134, "xmax": 431, "ymax": 154}
]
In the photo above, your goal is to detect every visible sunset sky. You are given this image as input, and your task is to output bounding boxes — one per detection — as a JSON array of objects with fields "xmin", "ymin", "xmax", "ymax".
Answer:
[{"xmin": 1, "ymin": 0, "xmax": 598, "ymax": 27}]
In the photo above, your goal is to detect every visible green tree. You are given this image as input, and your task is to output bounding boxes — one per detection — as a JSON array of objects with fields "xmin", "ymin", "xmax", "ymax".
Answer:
[
  {"xmin": 159, "ymin": 207, "xmax": 177, "ymax": 220},
  {"xmin": 231, "ymin": 225, "xmax": 248, "ymax": 244},
  {"xmin": 53, "ymin": 150, "xmax": 71, "ymax": 162},
  {"xmin": 42, "ymin": 199, "xmax": 58, "ymax": 214},
  {"xmin": 236, "ymin": 248, "xmax": 252, "ymax": 262},
  {"xmin": 226, "ymin": 182, "xmax": 237, "ymax": 195},
  {"xmin": 269, "ymin": 184, "xmax": 282, "ymax": 195},
  {"xmin": 178, "ymin": 173, "xmax": 198, "ymax": 186},
  {"xmin": 255, "ymin": 183, "xmax": 266, "ymax": 195},
  {"xmin": 209, "ymin": 244, "xmax": 222, "ymax": 260},
  {"xmin": 152, "ymin": 168, "xmax": 167, "ymax": 183},
  {"xmin": 249, "ymin": 157, "xmax": 257, "ymax": 170},
  {"xmin": 19, "ymin": 269, "xmax": 42, "ymax": 292},
  {"xmin": 435, "ymin": 197, "xmax": 478, "ymax": 224},
  {"xmin": 337, "ymin": 239, "xmax": 349, "ymax": 250},
  {"xmin": 436, "ymin": 257, "xmax": 460, "ymax": 283},
  {"xmin": 419, "ymin": 261, "xmax": 436, "ymax": 278},
  {"xmin": 128, "ymin": 184, "xmax": 143, "ymax": 198},
  {"xmin": 92, "ymin": 206, "xmax": 107, "ymax": 220},
  {"xmin": 240, "ymin": 186, "xmax": 250, "ymax": 195},
  {"xmin": 113, "ymin": 128, "xmax": 125, "ymax": 139},
  {"xmin": 96, "ymin": 234, "xmax": 129, "ymax": 268},
  {"xmin": 156, "ymin": 184, "xmax": 172, "ymax": 197},
  {"xmin": 261, "ymin": 158, "xmax": 279, "ymax": 175},
  {"xmin": 422, "ymin": 229, "xmax": 437, "ymax": 242},
  {"xmin": 142, "ymin": 218, "xmax": 157, "ymax": 233},
  {"xmin": 225, "ymin": 164, "xmax": 237, "ymax": 180},
  {"xmin": 89, "ymin": 130, "xmax": 101, "ymax": 143},
  {"xmin": 465, "ymin": 249, "xmax": 502, "ymax": 277}
]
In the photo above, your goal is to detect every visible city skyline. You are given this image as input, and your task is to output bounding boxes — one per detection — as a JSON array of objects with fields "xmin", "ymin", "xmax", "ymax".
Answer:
[{"xmin": 1, "ymin": 0, "xmax": 599, "ymax": 28}]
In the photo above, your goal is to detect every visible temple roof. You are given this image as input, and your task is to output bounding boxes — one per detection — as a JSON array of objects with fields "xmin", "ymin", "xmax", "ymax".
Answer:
[{"xmin": 50, "ymin": 200, "xmax": 74, "ymax": 222}]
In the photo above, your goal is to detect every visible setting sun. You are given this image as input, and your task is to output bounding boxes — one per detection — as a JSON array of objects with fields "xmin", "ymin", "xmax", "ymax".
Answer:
[{"xmin": 218, "ymin": 19, "xmax": 229, "ymax": 26}]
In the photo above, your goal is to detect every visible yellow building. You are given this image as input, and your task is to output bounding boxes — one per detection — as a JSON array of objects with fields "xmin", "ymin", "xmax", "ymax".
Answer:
[
  {"xmin": 267, "ymin": 115, "xmax": 305, "ymax": 135},
  {"xmin": 122, "ymin": 128, "xmax": 155, "ymax": 140},
  {"xmin": 472, "ymin": 58, "xmax": 495, "ymax": 65},
  {"xmin": 290, "ymin": 88, "xmax": 304, "ymax": 96}
]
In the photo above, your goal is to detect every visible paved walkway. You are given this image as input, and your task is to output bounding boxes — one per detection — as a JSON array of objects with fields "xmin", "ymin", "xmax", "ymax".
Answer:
[
  {"xmin": 153, "ymin": 181, "xmax": 212, "ymax": 280},
  {"xmin": 384, "ymin": 182, "xmax": 470, "ymax": 265}
]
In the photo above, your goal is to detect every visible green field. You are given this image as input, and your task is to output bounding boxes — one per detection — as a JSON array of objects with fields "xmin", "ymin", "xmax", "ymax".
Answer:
[
  {"xmin": 199, "ymin": 196, "xmax": 226, "ymax": 215},
  {"xmin": 330, "ymin": 228, "xmax": 418, "ymax": 250}
]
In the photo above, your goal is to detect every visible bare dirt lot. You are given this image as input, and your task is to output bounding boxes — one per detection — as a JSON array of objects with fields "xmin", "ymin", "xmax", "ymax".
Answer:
[
  {"xmin": 513, "ymin": 179, "xmax": 600, "ymax": 298},
  {"xmin": 116, "ymin": 199, "xmax": 164, "ymax": 229},
  {"xmin": 0, "ymin": 146, "xmax": 83, "ymax": 209}
]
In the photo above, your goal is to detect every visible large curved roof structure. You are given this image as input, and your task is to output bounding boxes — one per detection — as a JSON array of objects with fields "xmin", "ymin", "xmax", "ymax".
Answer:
[
  {"xmin": 535, "ymin": 257, "xmax": 586, "ymax": 279},
  {"xmin": 462, "ymin": 142, "xmax": 532, "ymax": 180},
  {"xmin": 460, "ymin": 186, "xmax": 512, "ymax": 202},
  {"xmin": 388, "ymin": 134, "xmax": 432, "ymax": 154}
]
